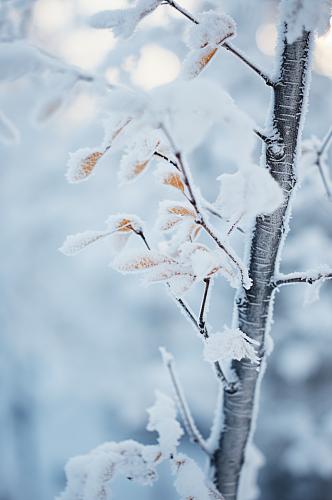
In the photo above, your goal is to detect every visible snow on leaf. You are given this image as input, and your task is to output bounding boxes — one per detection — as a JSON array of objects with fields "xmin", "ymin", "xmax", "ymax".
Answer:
[
  {"xmin": 180, "ymin": 11, "xmax": 236, "ymax": 80},
  {"xmin": 215, "ymin": 165, "xmax": 283, "ymax": 220},
  {"xmin": 59, "ymin": 230, "xmax": 109, "ymax": 256},
  {"xmin": 146, "ymin": 390, "xmax": 184, "ymax": 457},
  {"xmin": 154, "ymin": 164, "xmax": 184, "ymax": 192},
  {"xmin": 111, "ymin": 249, "xmax": 175, "ymax": 274},
  {"xmin": 155, "ymin": 200, "xmax": 196, "ymax": 232},
  {"xmin": 203, "ymin": 326, "xmax": 259, "ymax": 364},
  {"xmin": 60, "ymin": 215, "xmax": 144, "ymax": 256},
  {"xmin": 66, "ymin": 147, "xmax": 104, "ymax": 184},
  {"xmin": 141, "ymin": 262, "xmax": 193, "ymax": 286},
  {"xmin": 106, "ymin": 214, "xmax": 144, "ymax": 234},
  {"xmin": 171, "ymin": 453, "xmax": 211, "ymax": 500},
  {"xmin": 88, "ymin": 0, "xmax": 163, "ymax": 40},
  {"xmin": 118, "ymin": 131, "xmax": 161, "ymax": 184},
  {"xmin": 168, "ymin": 274, "xmax": 196, "ymax": 298}
]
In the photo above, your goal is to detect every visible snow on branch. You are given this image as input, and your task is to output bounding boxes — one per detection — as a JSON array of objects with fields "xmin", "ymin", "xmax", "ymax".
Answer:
[
  {"xmin": 159, "ymin": 347, "xmax": 212, "ymax": 457},
  {"xmin": 279, "ymin": 0, "xmax": 331, "ymax": 43},
  {"xmin": 57, "ymin": 391, "xmax": 183, "ymax": 500},
  {"xmin": 272, "ymin": 265, "xmax": 332, "ymax": 288}
]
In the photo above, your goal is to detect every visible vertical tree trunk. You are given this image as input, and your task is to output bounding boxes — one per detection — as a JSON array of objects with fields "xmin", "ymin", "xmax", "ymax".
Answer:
[{"xmin": 212, "ymin": 28, "xmax": 313, "ymax": 500}]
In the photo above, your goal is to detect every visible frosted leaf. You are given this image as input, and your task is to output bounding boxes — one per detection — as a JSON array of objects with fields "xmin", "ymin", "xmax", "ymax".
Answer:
[
  {"xmin": 154, "ymin": 163, "xmax": 184, "ymax": 192},
  {"xmin": 89, "ymin": 0, "xmax": 163, "ymax": 40},
  {"xmin": 203, "ymin": 326, "xmax": 259, "ymax": 364},
  {"xmin": 154, "ymin": 200, "xmax": 196, "ymax": 232},
  {"xmin": 111, "ymin": 249, "xmax": 175, "ymax": 274},
  {"xmin": 141, "ymin": 261, "xmax": 193, "ymax": 285},
  {"xmin": 279, "ymin": 0, "xmax": 331, "ymax": 43},
  {"xmin": 180, "ymin": 11, "xmax": 236, "ymax": 80},
  {"xmin": 167, "ymin": 273, "xmax": 196, "ymax": 298},
  {"xmin": 0, "ymin": 110, "xmax": 20, "ymax": 146},
  {"xmin": 171, "ymin": 453, "xmax": 210, "ymax": 500},
  {"xmin": 215, "ymin": 165, "xmax": 283, "ymax": 219},
  {"xmin": 179, "ymin": 242, "xmax": 238, "ymax": 286},
  {"xmin": 60, "ymin": 215, "xmax": 144, "ymax": 256},
  {"xmin": 106, "ymin": 214, "xmax": 144, "ymax": 234},
  {"xmin": 66, "ymin": 147, "xmax": 104, "ymax": 184},
  {"xmin": 118, "ymin": 130, "xmax": 162, "ymax": 184},
  {"xmin": 146, "ymin": 391, "xmax": 183, "ymax": 457},
  {"xmin": 60, "ymin": 230, "xmax": 109, "ymax": 256}
]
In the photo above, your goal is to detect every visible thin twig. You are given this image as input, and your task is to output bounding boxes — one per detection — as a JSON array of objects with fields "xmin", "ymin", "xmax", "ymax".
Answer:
[
  {"xmin": 227, "ymin": 213, "xmax": 244, "ymax": 236},
  {"xmin": 162, "ymin": 0, "xmax": 273, "ymax": 86},
  {"xmin": 154, "ymin": 151, "xmax": 179, "ymax": 169},
  {"xmin": 163, "ymin": 0, "xmax": 199, "ymax": 24},
  {"xmin": 223, "ymin": 42, "xmax": 274, "ymax": 87},
  {"xmin": 165, "ymin": 356, "xmax": 213, "ymax": 457},
  {"xmin": 137, "ymin": 231, "xmax": 150, "ymax": 250},
  {"xmin": 272, "ymin": 271, "xmax": 332, "ymax": 288},
  {"xmin": 199, "ymin": 278, "xmax": 210, "ymax": 338}
]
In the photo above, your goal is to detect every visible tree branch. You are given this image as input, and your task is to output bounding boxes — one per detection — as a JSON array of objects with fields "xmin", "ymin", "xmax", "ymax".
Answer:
[
  {"xmin": 163, "ymin": 352, "xmax": 213, "ymax": 457},
  {"xmin": 159, "ymin": 123, "xmax": 250, "ymax": 288},
  {"xmin": 222, "ymin": 42, "xmax": 274, "ymax": 87},
  {"xmin": 162, "ymin": 1, "xmax": 273, "ymax": 86},
  {"xmin": 272, "ymin": 268, "xmax": 332, "ymax": 287}
]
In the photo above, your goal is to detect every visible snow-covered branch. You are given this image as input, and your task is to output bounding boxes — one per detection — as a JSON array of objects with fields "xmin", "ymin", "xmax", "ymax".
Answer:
[{"xmin": 272, "ymin": 266, "xmax": 332, "ymax": 287}]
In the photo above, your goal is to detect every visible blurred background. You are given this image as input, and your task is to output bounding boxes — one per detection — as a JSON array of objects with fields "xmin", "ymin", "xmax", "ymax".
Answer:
[{"xmin": 1, "ymin": 1, "xmax": 332, "ymax": 499}]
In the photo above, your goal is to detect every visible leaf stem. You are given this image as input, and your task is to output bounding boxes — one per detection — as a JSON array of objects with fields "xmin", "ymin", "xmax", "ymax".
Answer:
[{"xmin": 199, "ymin": 278, "xmax": 210, "ymax": 338}]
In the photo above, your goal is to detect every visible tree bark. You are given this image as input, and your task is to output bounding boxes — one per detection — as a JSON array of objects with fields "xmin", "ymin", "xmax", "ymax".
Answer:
[{"xmin": 212, "ymin": 27, "xmax": 313, "ymax": 500}]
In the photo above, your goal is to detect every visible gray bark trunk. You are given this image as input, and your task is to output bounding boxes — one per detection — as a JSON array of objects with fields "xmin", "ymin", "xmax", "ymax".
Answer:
[{"xmin": 212, "ymin": 28, "xmax": 313, "ymax": 500}]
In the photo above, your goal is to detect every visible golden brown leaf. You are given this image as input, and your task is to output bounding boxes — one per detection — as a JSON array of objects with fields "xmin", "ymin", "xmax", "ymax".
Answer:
[{"xmin": 162, "ymin": 172, "xmax": 185, "ymax": 191}]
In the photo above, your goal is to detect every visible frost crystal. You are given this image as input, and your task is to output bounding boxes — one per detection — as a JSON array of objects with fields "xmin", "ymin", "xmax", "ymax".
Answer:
[{"xmin": 203, "ymin": 326, "xmax": 259, "ymax": 364}]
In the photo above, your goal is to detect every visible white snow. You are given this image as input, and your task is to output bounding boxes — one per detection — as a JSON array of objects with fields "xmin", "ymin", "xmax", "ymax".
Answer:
[
  {"xmin": 88, "ymin": 0, "xmax": 163, "ymax": 40},
  {"xmin": 154, "ymin": 199, "xmax": 196, "ymax": 233},
  {"xmin": 146, "ymin": 390, "xmax": 184, "ymax": 457},
  {"xmin": 215, "ymin": 165, "xmax": 284, "ymax": 220},
  {"xmin": 279, "ymin": 0, "xmax": 331, "ymax": 43},
  {"xmin": 203, "ymin": 326, "xmax": 259, "ymax": 364},
  {"xmin": 171, "ymin": 453, "xmax": 210, "ymax": 500},
  {"xmin": 180, "ymin": 11, "xmax": 236, "ymax": 80}
]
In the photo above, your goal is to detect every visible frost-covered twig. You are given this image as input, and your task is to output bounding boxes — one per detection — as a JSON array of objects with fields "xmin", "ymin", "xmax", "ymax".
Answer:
[
  {"xmin": 272, "ymin": 267, "xmax": 332, "ymax": 287},
  {"xmin": 162, "ymin": 0, "xmax": 199, "ymax": 25},
  {"xmin": 154, "ymin": 151, "xmax": 179, "ymax": 169},
  {"xmin": 161, "ymin": 349, "xmax": 212, "ymax": 457},
  {"xmin": 159, "ymin": 123, "xmax": 250, "ymax": 288},
  {"xmin": 222, "ymin": 42, "xmax": 274, "ymax": 87},
  {"xmin": 162, "ymin": 1, "xmax": 273, "ymax": 86}
]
